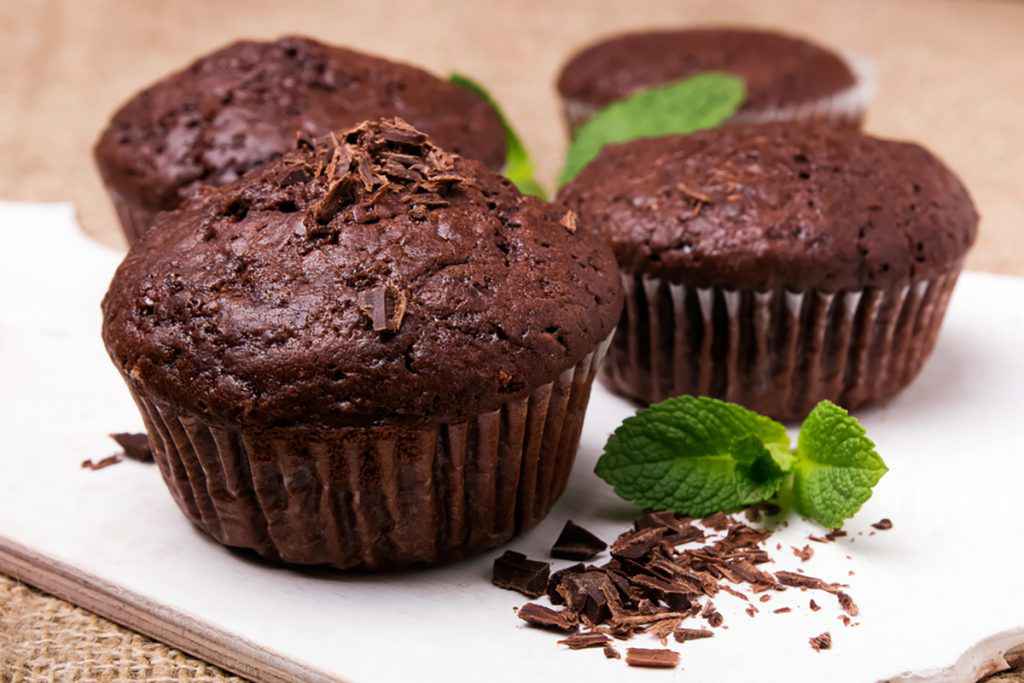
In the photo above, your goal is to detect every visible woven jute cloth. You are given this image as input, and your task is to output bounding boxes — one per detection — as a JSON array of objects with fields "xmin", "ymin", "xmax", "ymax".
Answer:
[{"xmin": 0, "ymin": 574, "xmax": 244, "ymax": 682}]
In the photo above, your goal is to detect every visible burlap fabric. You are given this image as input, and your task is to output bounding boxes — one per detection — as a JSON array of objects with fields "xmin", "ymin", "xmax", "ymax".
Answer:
[{"xmin": 0, "ymin": 574, "xmax": 243, "ymax": 682}]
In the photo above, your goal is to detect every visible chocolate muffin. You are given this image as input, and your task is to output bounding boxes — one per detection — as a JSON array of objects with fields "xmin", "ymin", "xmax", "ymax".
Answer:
[
  {"xmin": 558, "ymin": 123, "xmax": 977, "ymax": 420},
  {"xmin": 557, "ymin": 28, "xmax": 871, "ymax": 134},
  {"xmin": 102, "ymin": 118, "xmax": 622, "ymax": 569},
  {"xmin": 95, "ymin": 36, "xmax": 507, "ymax": 245}
]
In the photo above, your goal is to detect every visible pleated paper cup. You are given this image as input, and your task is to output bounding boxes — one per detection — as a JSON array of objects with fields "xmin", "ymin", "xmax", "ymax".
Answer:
[
  {"xmin": 601, "ymin": 267, "xmax": 960, "ymax": 422},
  {"xmin": 123, "ymin": 339, "xmax": 610, "ymax": 571},
  {"xmin": 562, "ymin": 54, "xmax": 875, "ymax": 135}
]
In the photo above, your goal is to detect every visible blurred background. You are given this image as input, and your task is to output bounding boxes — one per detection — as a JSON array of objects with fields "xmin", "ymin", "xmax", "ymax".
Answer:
[{"xmin": 1, "ymin": 1, "xmax": 1022, "ymax": 276}]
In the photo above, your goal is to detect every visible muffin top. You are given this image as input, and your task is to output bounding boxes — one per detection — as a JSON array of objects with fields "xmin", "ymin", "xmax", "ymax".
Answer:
[
  {"xmin": 102, "ymin": 119, "xmax": 622, "ymax": 428},
  {"xmin": 95, "ymin": 36, "xmax": 506, "ymax": 219},
  {"xmin": 558, "ymin": 28, "xmax": 857, "ymax": 114},
  {"xmin": 557, "ymin": 123, "xmax": 978, "ymax": 291}
]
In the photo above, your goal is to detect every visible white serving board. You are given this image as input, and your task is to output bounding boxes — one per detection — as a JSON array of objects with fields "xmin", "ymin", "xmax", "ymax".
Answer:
[{"xmin": 2, "ymin": 201, "xmax": 1023, "ymax": 683}]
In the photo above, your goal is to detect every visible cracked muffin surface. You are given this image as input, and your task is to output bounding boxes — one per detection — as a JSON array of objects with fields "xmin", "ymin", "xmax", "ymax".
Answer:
[
  {"xmin": 94, "ymin": 36, "xmax": 507, "ymax": 242},
  {"xmin": 557, "ymin": 123, "xmax": 978, "ymax": 291},
  {"xmin": 102, "ymin": 118, "xmax": 623, "ymax": 428}
]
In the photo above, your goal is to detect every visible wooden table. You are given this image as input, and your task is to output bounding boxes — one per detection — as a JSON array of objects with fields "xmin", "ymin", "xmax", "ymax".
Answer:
[{"xmin": 1, "ymin": 1, "xmax": 1022, "ymax": 680}]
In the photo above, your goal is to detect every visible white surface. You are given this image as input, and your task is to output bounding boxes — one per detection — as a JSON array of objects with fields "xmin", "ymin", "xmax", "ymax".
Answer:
[{"xmin": 2, "ymin": 201, "xmax": 1023, "ymax": 682}]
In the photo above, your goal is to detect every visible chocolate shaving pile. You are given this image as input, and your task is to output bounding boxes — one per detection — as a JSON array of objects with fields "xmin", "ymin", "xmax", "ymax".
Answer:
[{"xmin": 501, "ymin": 512, "xmax": 864, "ymax": 668}]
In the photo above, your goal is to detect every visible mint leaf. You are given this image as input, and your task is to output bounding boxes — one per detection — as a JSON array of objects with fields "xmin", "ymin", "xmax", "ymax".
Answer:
[
  {"xmin": 559, "ymin": 72, "xmax": 745, "ymax": 185},
  {"xmin": 793, "ymin": 401, "xmax": 888, "ymax": 528},
  {"xmin": 450, "ymin": 73, "xmax": 546, "ymax": 199},
  {"xmin": 595, "ymin": 396, "xmax": 790, "ymax": 517}
]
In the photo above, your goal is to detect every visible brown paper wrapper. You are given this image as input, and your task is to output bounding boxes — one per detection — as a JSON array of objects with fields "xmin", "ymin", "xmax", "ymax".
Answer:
[
  {"xmin": 123, "ymin": 339, "xmax": 609, "ymax": 570},
  {"xmin": 601, "ymin": 268, "xmax": 961, "ymax": 421}
]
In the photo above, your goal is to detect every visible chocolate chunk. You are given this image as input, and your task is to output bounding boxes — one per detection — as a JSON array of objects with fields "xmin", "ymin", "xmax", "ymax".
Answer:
[
  {"xmin": 110, "ymin": 432, "xmax": 153, "ymax": 462},
  {"xmin": 674, "ymin": 627, "xmax": 714, "ymax": 643},
  {"xmin": 517, "ymin": 603, "xmax": 577, "ymax": 632},
  {"xmin": 558, "ymin": 632, "xmax": 610, "ymax": 650},
  {"xmin": 556, "ymin": 571, "xmax": 620, "ymax": 624},
  {"xmin": 356, "ymin": 282, "xmax": 407, "ymax": 333},
  {"xmin": 809, "ymin": 632, "xmax": 832, "ymax": 652},
  {"xmin": 493, "ymin": 551, "xmax": 550, "ymax": 598},
  {"xmin": 603, "ymin": 644, "xmax": 621, "ymax": 659},
  {"xmin": 837, "ymin": 591, "xmax": 859, "ymax": 617},
  {"xmin": 625, "ymin": 648, "xmax": 680, "ymax": 669},
  {"xmin": 551, "ymin": 520, "xmax": 607, "ymax": 561},
  {"xmin": 547, "ymin": 562, "xmax": 585, "ymax": 605},
  {"xmin": 610, "ymin": 527, "xmax": 665, "ymax": 559},
  {"xmin": 81, "ymin": 455, "xmax": 121, "ymax": 471},
  {"xmin": 871, "ymin": 518, "xmax": 893, "ymax": 531}
]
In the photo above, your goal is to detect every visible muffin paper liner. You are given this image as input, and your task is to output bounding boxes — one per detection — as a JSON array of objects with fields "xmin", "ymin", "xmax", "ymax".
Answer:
[
  {"xmin": 124, "ymin": 338, "xmax": 610, "ymax": 570},
  {"xmin": 108, "ymin": 188, "xmax": 159, "ymax": 246},
  {"xmin": 601, "ymin": 267, "xmax": 960, "ymax": 421},
  {"xmin": 562, "ymin": 53, "xmax": 875, "ymax": 134}
]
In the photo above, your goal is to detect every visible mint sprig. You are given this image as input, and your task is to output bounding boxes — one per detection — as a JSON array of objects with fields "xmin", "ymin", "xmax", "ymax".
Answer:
[
  {"xmin": 596, "ymin": 398, "xmax": 888, "ymax": 528},
  {"xmin": 559, "ymin": 72, "xmax": 745, "ymax": 185},
  {"xmin": 450, "ymin": 73, "xmax": 546, "ymax": 199}
]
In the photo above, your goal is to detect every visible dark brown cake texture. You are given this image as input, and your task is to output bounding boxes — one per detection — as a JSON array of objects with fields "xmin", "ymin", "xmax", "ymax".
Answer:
[
  {"xmin": 94, "ymin": 36, "xmax": 507, "ymax": 245},
  {"xmin": 557, "ymin": 27, "xmax": 868, "ymax": 133},
  {"xmin": 558, "ymin": 123, "xmax": 978, "ymax": 420},
  {"xmin": 102, "ymin": 118, "xmax": 623, "ymax": 570}
]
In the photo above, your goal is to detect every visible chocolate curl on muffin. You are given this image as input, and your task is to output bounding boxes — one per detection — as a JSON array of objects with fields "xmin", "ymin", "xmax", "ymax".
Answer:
[{"xmin": 102, "ymin": 118, "xmax": 622, "ymax": 569}]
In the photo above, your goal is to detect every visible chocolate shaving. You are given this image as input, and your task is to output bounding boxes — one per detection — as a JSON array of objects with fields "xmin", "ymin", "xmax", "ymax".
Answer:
[
  {"xmin": 674, "ymin": 627, "xmax": 714, "ymax": 642},
  {"xmin": 702, "ymin": 512, "xmax": 731, "ymax": 531},
  {"xmin": 356, "ymin": 282, "xmax": 407, "ymax": 333},
  {"xmin": 558, "ymin": 633, "xmax": 610, "ymax": 650},
  {"xmin": 81, "ymin": 455, "xmax": 121, "ymax": 471},
  {"xmin": 774, "ymin": 607, "xmax": 792, "ymax": 614},
  {"xmin": 551, "ymin": 520, "xmax": 607, "ymax": 561},
  {"xmin": 871, "ymin": 518, "xmax": 893, "ymax": 531},
  {"xmin": 603, "ymin": 644, "xmax": 620, "ymax": 659},
  {"xmin": 792, "ymin": 545, "xmax": 814, "ymax": 562},
  {"xmin": 517, "ymin": 603, "xmax": 577, "ymax": 632},
  {"xmin": 774, "ymin": 571, "xmax": 842, "ymax": 594},
  {"xmin": 110, "ymin": 432, "xmax": 153, "ymax": 462},
  {"xmin": 610, "ymin": 527, "xmax": 665, "ymax": 560},
  {"xmin": 493, "ymin": 551, "xmax": 550, "ymax": 598},
  {"xmin": 837, "ymin": 591, "xmax": 859, "ymax": 617},
  {"xmin": 809, "ymin": 632, "xmax": 832, "ymax": 652},
  {"xmin": 560, "ymin": 210, "xmax": 578, "ymax": 234},
  {"xmin": 809, "ymin": 599, "xmax": 821, "ymax": 612},
  {"xmin": 625, "ymin": 648, "xmax": 680, "ymax": 669}
]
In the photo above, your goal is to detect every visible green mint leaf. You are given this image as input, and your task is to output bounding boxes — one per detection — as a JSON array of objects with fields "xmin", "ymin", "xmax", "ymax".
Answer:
[
  {"xmin": 793, "ymin": 401, "xmax": 889, "ymax": 528},
  {"xmin": 595, "ymin": 396, "xmax": 790, "ymax": 517},
  {"xmin": 450, "ymin": 73, "xmax": 546, "ymax": 199},
  {"xmin": 559, "ymin": 72, "xmax": 745, "ymax": 185}
]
